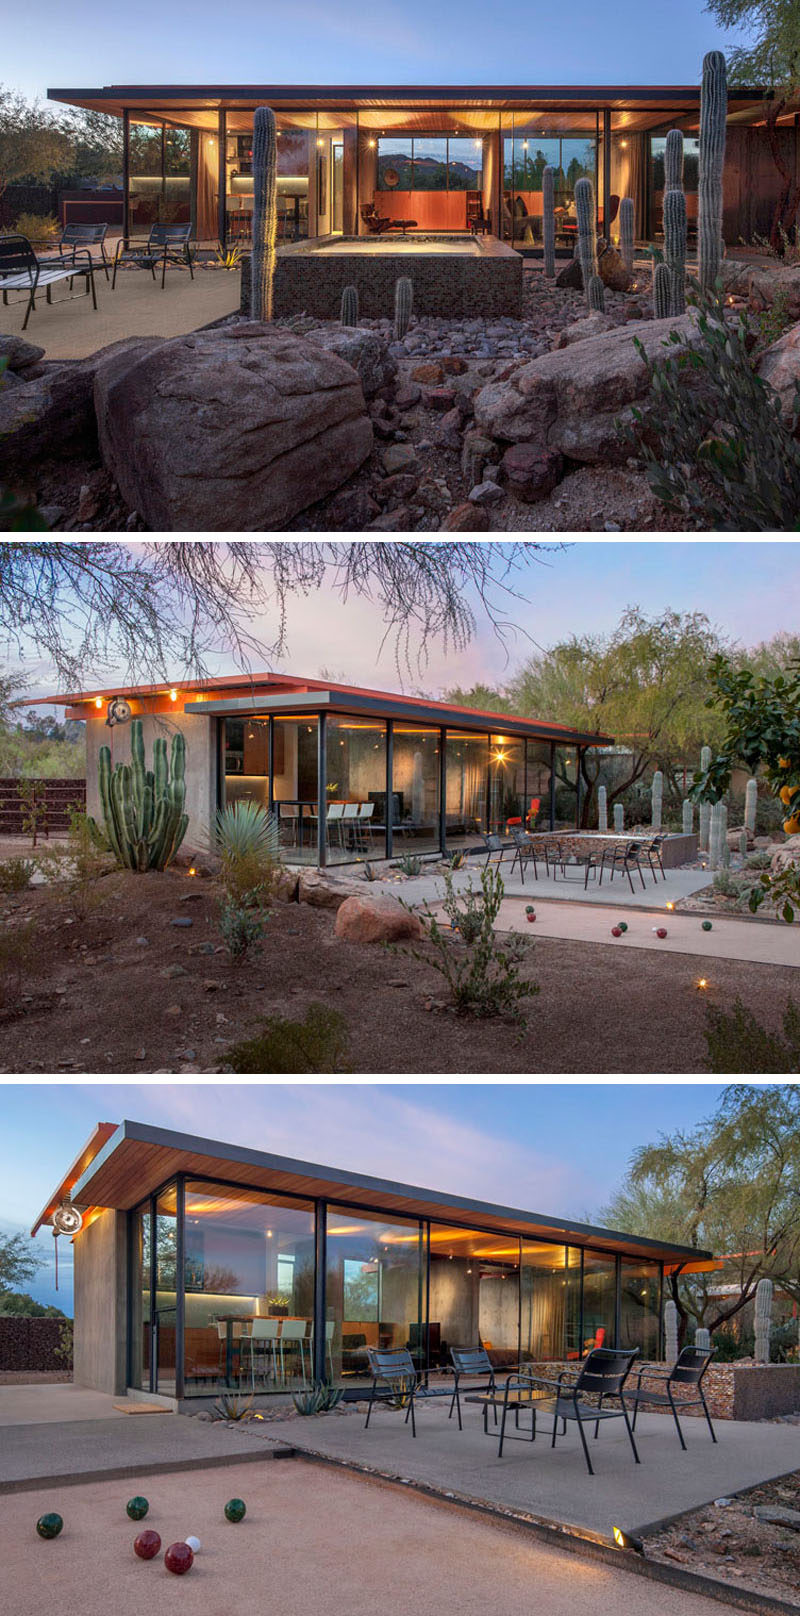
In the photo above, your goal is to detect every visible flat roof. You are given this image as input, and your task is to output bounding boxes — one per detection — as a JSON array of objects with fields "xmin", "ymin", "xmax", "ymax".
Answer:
[
  {"xmin": 33, "ymin": 1118, "xmax": 711, "ymax": 1266},
  {"xmin": 47, "ymin": 81, "xmax": 766, "ymax": 111}
]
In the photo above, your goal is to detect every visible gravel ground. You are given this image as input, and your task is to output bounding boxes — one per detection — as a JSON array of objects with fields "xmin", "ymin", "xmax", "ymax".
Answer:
[{"xmin": 646, "ymin": 1469, "xmax": 800, "ymax": 1607}]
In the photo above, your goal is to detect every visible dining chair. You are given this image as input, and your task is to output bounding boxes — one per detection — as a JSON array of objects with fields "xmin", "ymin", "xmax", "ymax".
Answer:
[
  {"xmin": 245, "ymin": 1317, "xmax": 281, "ymax": 1389},
  {"xmin": 278, "ymin": 802, "xmax": 299, "ymax": 847},
  {"xmin": 356, "ymin": 801, "xmax": 376, "ymax": 851},
  {"xmin": 644, "ymin": 835, "xmax": 667, "ymax": 882},
  {"xmin": 326, "ymin": 802, "xmax": 344, "ymax": 850},
  {"xmin": 279, "ymin": 1318, "xmax": 310, "ymax": 1385},
  {"xmin": 214, "ymin": 1318, "xmax": 244, "ymax": 1377},
  {"xmin": 342, "ymin": 801, "xmax": 360, "ymax": 850},
  {"xmin": 309, "ymin": 1319, "xmax": 336, "ymax": 1378}
]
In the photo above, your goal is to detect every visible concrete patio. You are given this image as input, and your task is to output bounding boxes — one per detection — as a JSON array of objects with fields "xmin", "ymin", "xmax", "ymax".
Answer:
[{"xmin": 0, "ymin": 267, "xmax": 240, "ymax": 359}]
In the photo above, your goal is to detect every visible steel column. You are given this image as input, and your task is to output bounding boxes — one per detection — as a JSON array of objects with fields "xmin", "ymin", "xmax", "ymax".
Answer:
[
  {"xmin": 217, "ymin": 109, "xmax": 227, "ymax": 249},
  {"xmin": 122, "ymin": 110, "xmax": 130, "ymax": 246},
  {"xmin": 438, "ymin": 727, "xmax": 447, "ymax": 856},
  {"xmin": 614, "ymin": 1253, "xmax": 622, "ymax": 1349},
  {"xmin": 549, "ymin": 742, "xmax": 556, "ymax": 830},
  {"xmin": 575, "ymin": 748, "xmax": 583, "ymax": 828},
  {"xmin": 175, "ymin": 1176, "xmax": 185, "ymax": 1401},
  {"xmin": 313, "ymin": 1201, "xmax": 327, "ymax": 1383},
  {"xmin": 603, "ymin": 108, "xmax": 612, "ymax": 242},
  {"xmin": 317, "ymin": 713, "xmax": 327, "ymax": 868},
  {"xmin": 385, "ymin": 720, "xmax": 394, "ymax": 861},
  {"xmin": 267, "ymin": 717, "xmax": 275, "ymax": 813}
]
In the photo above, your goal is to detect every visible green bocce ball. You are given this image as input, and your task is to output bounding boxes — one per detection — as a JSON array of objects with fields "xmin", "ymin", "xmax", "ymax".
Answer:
[
  {"xmin": 126, "ymin": 1496, "xmax": 149, "ymax": 1521},
  {"xmin": 618, "ymin": 921, "xmax": 628, "ymax": 933},
  {"xmin": 701, "ymin": 920, "xmax": 713, "ymax": 932},
  {"xmin": 36, "ymin": 1513, "xmax": 63, "ymax": 1540},
  {"xmin": 224, "ymin": 1498, "xmax": 246, "ymax": 1523}
]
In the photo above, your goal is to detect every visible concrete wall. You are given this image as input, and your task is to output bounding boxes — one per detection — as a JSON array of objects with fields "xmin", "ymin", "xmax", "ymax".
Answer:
[
  {"xmin": 73, "ymin": 1208, "xmax": 128, "ymax": 1395},
  {"xmin": 85, "ymin": 711, "xmax": 218, "ymax": 856}
]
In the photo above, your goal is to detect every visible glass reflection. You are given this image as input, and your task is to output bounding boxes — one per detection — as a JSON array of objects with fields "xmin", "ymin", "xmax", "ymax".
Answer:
[{"xmin": 326, "ymin": 1208, "xmax": 422, "ymax": 1383}]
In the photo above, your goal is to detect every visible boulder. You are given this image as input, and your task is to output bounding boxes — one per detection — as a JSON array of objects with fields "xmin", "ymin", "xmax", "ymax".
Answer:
[
  {"xmin": 325, "ymin": 486, "xmax": 380, "ymax": 529},
  {"xmin": 94, "ymin": 324, "xmax": 373, "ymax": 531},
  {"xmin": 382, "ymin": 442, "xmax": 419, "ymax": 476},
  {"xmin": 0, "ymin": 338, "xmax": 161, "ymax": 482},
  {"xmin": 757, "ymin": 320, "xmax": 800, "ymax": 421},
  {"xmin": 726, "ymin": 825, "xmax": 754, "ymax": 852},
  {"xmin": 297, "ymin": 870, "xmax": 366, "ymax": 910},
  {"xmin": 598, "ymin": 243, "xmax": 632, "ymax": 292},
  {"xmin": 411, "ymin": 362, "xmax": 444, "ymax": 384},
  {"xmin": 0, "ymin": 334, "xmax": 45, "ymax": 372},
  {"xmin": 501, "ymin": 443, "xmax": 563, "ymax": 502},
  {"xmin": 555, "ymin": 256, "xmax": 583, "ymax": 289},
  {"xmin": 722, "ymin": 259, "xmax": 800, "ymax": 318},
  {"xmin": 473, "ymin": 313, "xmax": 701, "ymax": 463},
  {"xmin": 441, "ymin": 501, "xmax": 490, "ymax": 531},
  {"xmin": 304, "ymin": 326, "xmax": 396, "ymax": 399},
  {"xmin": 770, "ymin": 834, "xmax": 800, "ymax": 876},
  {"xmin": 555, "ymin": 313, "xmax": 615, "ymax": 349},
  {"xmin": 334, "ymin": 893, "xmax": 423, "ymax": 944},
  {"xmin": 469, "ymin": 479, "xmax": 504, "ymax": 505}
]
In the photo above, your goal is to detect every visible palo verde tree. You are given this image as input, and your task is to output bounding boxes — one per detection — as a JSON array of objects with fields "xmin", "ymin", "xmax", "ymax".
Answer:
[
  {"xmin": 705, "ymin": 1, "xmax": 800, "ymax": 250},
  {"xmin": 0, "ymin": 85, "xmax": 72, "ymax": 204},
  {"xmin": 599, "ymin": 1084, "xmax": 800, "ymax": 1344}
]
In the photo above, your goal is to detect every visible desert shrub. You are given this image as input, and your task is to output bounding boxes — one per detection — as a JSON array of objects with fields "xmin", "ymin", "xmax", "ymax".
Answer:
[
  {"xmin": 36, "ymin": 808, "xmax": 113, "ymax": 920},
  {"xmin": 7, "ymin": 212, "xmax": 60, "ymax": 246},
  {"xmin": 712, "ymin": 868, "xmax": 737, "ymax": 896},
  {"xmin": 746, "ymin": 849, "xmax": 773, "ymax": 870},
  {"xmin": 54, "ymin": 1318, "xmax": 73, "ymax": 1366},
  {"xmin": 410, "ymin": 866, "xmax": 537, "ymax": 1023},
  {"xmin": 218, "ymin": 898, "xmax": 270, "ymax": 961},
  {"xmin": 754, "ymin": 285, "xmax": 793, "ymax": 348},
  {"xmin": 704, "ymin": 996, "xmax": 800, "ymax": 1074},
  {"xmin": 0, "ymin": 918, "xmax": 38, "ymax": 1011},
  {"xmin": 712, "ymin": 1325, "xmax": 754, "ymax": 1361},
  {"xmin": 623, "ymin": 286, "xmax": 800, "ymax": 530},
  {"xmin": 729, "ymin": 791, "xmax": 784, "ymax": 836},
  {"xmin": 0, "ymin": 858, "xmax": 35, "ymax": 894},
  {"xmin": 227, "ymin": 1002, "xmax": 351, "ymax": 1073}
]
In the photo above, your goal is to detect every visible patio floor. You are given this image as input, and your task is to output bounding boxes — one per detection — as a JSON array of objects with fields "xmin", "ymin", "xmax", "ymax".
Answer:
[
  {"xmin": 399, "ymin": 862, "xmax": 712, "ymax": 910},
  {"xmin": 261, "ymin": 1400, "xmax": 800, "ymax": 1539},
  {"xmin": 0, "ymin": 268, "xmax": 240, "ymax": 359}
]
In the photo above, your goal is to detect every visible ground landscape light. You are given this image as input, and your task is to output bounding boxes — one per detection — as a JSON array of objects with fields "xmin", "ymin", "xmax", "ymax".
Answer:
[{"xmin": 612, "ymin": 1527, "xmax": 643, "ymax": 1553}]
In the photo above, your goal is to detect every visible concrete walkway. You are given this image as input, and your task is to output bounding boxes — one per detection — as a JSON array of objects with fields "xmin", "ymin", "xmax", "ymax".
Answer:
[
  {"xmin": 0, "ymin": 1384, "xmax": 135, "ymax": 1426},
  {"xmin": 261, "ymin": 1401, "xmax": 800, "ymax": 1538},
  {"xmin": 0, "ymin": 268, "xmax": 240, "ymax": 359}
]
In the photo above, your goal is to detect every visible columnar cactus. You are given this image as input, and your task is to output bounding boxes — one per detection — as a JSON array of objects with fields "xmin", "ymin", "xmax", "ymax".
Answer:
[
  {"xmin": 598, "ymin": 784, "xmax": 608, "ymax": 832},
  {"xmin": 698, "ymin": 745, "xmax": 712, "ymax": 852},
  {"xmin": 394, "ymin": 276, "xmax": 413, "ymax": 340},
  {"xmin": 340, "ymin": 285, "xmax": 359, "ymax": 326},
  {"xmin": 250, "ymin": 105, "xmax": 278, "ymax": 322},
  {"xmin": 664, "ymin": 188, "xmax": 687, "ymax": 316},
  {"xmin": 665, "ymin": 128, "xmax": 684, "ymax": 191},
  {"xmin": 653, "ymin": 261, "xmax": 672, "ymax": 318},
  {"xmin": 745, "ymin": 777, "xmax": 758, "ymax": 834},
  {"xmin": 754, "ymin": 1276, "xmax": 773, "ymax": 1364},
  {"xmin": 709, "ymin": 800, "xmax": 728, "ymax": 869},
  {"xmin": 91, "ymin": 719, "xmax": 188, "ymax": 872},
  {"xmin": 575, "ymin": 176, "xmax": 599, "ymax": 306},
  {"xmin": 543, "ymin": 165, "xmax": 556, "ymax": 278},
  {"xmin": 588, "ymin": 274, "xmax": 605, "ymax": 312},
  {"xmin": 695, "ymin": 1326, "xmax": 711, "ymax": 1351},
  {"xmin": 739, "ymin": 828, "xmax": 748, "ymax": 857},
  {"xmin": 698, "ymin": 50, "xmax": 728, "ymax": 293},
  {"xmin": 664, "ymin": 1298, "xmax": 679, "ymax": 1367},
  {"xmin": 613, "ymin": 802, "xmax": 624, "ymax": 833},
  {"xmin": 651, "ymin": 770, "xmax": 664, "ymax": 830},
  {"xmin": 682, "ymin": 799, "xmax": 694, "ymax": 835},
  {"xmin": 619, "ymin": 197, "xmax": 634, "ymax": 274}
]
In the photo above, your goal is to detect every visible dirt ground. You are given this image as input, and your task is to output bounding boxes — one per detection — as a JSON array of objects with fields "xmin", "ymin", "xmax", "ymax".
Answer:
[
  {"xmin": 0, "ymin": 867, "xmax": 796, "ymax": 1074},
  {"xmin": 0, "ymin": 1457, "xmax": 739, "ymax": 1616},
  {"xmin": 646, "ymin": 1468, "xmax": 800, "ymax": 1607}
]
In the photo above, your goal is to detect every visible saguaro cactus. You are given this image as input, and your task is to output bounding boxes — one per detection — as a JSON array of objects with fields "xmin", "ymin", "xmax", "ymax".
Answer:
[
  {"xmin": 340, "ymin": 285, "xmax": 359, "ymax": 326},
  {"xmin": 665, "ymin": 127, "xmax": 684, "ymax": 191},
  {"xmin": 651, "ymin": 770, "xmax": 664, "ymax": 831},
  {"xmin": 664, "ymin": 188, "xmax": 687, "ymax": 316},
  {"xmin": 619, "ymin": 197, "xmax": 634, "ymax": 274},
  {"xmin": 745, "ymin": 778, "xmax": 758, "ymax": 834},
  {"xmin": 695, "ymin": 1326, "xmax": 711, "ymax": 1351},
  {"xmin": 754, "ymin": 1276, "xmax": 773, "ymax": 1364},
  {"xmin": 682, "ymin": 799, "xmax": 694, "ymax": 835},
  {"xmin": 613, "ymin": 802, "xmax": 624, "ymax": 833},
  {"xmin": 653, "ymin": 261, "xmax": 672, "ymax": 318},
  {"xmin": 91, "ymin": 719, "xmax": 188, "ymax": 872},
  {"xmin": 698, "ymin": 745, "xmax": 712, "ymax": 853},
  {"xmin": 575, "ymin": 176, "xmax": 599, "ymax": 306},
  {"xmin": 250, "ymin": 105, "xmax": 278, "ymax": 322},
  {"xmin": 588, "ymin": 274, "xmax": 605, "ymax": 312},
  {"xmin": 698, "ymin": 50, "xmax": 727, "ymax": 293},
  {"xmin": 710, "ymin": 800, "xmax": 728, "ymax": 869},
  {"xmin": 664, "ymin": 1298, "xmax": 679, "ymax": 1367},
  {"xmin": 543, "ymin": 165, "xmax": 556, "ymax": 278},
  {"xmin": 597, "ymin": 784, "xmax": 608, "ymax": 832},
  {"xmin": 394, "ymin": 276, "xmax": 413, "ymax": 340}
]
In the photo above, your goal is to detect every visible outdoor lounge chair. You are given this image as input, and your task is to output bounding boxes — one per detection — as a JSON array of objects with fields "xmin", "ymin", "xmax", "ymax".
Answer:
[
  {"xmin": 449, "ymin": 1346, "xmax": 497, "ymax": 1430},
  {"xmin": 364, "ymin": 1347, "xmax": 452, "ymax": 1437},
  {"xmin": 627, "ymin": 1346, "xmax": 717, "ymax": 1449},
  {"xmin": 468, "ymin": 1347, "xmax": 641, "ymax": 1475},
  {"xmin": 39, "ymin": 222, "xmax": 112, "ymax": 281},
  {"xmin": 0, "ymin": 233, "xmax": 97, "ymax": 330},
  {"xmin": 112, "ymin": 223, "xmax": 194, "ymax": 289}
]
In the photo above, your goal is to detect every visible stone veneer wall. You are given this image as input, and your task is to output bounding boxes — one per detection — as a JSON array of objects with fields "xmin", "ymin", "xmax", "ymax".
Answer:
[
  {"xmin": 0, "ymin": 1317, "xmax": 69, "ymax": 1372},
  {"xmin": 241, "ymin": 240, "xmax": 523, "ymax": 321}
]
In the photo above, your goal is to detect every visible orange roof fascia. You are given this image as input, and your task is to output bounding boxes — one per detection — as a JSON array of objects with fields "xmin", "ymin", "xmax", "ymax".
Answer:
[
  {"xmin": 664, "ymin": 1258, "xmax": 725, "ymax": 1275},
  {"xmin": 31, "ymin": 1122, "xmax": 119, "ymax": 1236}
]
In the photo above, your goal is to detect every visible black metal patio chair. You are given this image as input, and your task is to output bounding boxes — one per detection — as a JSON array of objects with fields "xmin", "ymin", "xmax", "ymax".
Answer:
[
  {"xmin": 600, "ymin": 838, "xmax": 648, "ymax": 894},
  {"xmin": 364, "ymin": 1347, "xmax": 452, "ymax": 1437},
  {"xmin": 507, "ymin": 825, "xmax": 546, "ymax": 884},
  {"xmin": 476, "ymin": 1347, "xmax": 641, "ymax": 1475},
  {"xmin": 39, "ymin": 222, "xmax": 112, "ymax": 281},
  {"xmin": 112, "ymin": 222, "xmax": 194, "ymax": 289},
  {"xmin": 0, "ymin": 233, "xmax": 97, "ymax": 330},
  {"xmin": 472, "ymin": 831, "xmax": 514, "ymax": 872},
  {"xmin": 642, "ymin": 834, "xmax": 667, "ymax": 882},
  {"xmin": 449, "ymin": 1346, "xmax": 497, "ymax": 1430},
  {"xmin": 627, "ymin": 1346, "xmax": 717, "ymax": 1449}
]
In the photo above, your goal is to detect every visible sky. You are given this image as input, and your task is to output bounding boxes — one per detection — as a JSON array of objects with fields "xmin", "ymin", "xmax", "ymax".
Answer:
[
  {"xmin": 0, "ymin": 1080, "xmax": 728, "ymax": 1313},
  {"xmin": 7, "ymin": 1, "xmax": 736, "ymax": 105}
]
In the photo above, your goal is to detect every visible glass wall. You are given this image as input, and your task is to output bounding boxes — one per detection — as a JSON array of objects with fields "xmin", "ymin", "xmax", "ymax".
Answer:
[
  {"xmin": 445, "ymin": 730, "xmax": 487, "ymax": 848},
  {"xmin": 526, "ymin": 740, "xmax": 553, "ymax": 830},
  {"xmin": 326, "ymin": 1207, "xmax": 423, "ymax": 1384},
  {"xmin": 649, "ymin": 131, "xmax": 700, "ymax": 245},
  {"xmin": 620, "ymin": 1259, "xmax": 661, "ymax": 1359},
  {"xmin": 501, "ymin": 112, "xmax": 598, "ymax": 247},
  {"xmin": 489, "ymin": 733, "xmax": 525, "ymax": 833},
  {"xmin": 183, "ymin": 1182, "xmax": 315, "ymax": 1394},
  {"xmin": 520, "ymin": 1242, "xmax": 568, "ymax": 1363},
  {"xmin": 565, "ymin": 1245, "xmax": 583, "ymax": 1359},
  {"xmin": 392, "ymin": 726, "xmax": 441, "ymax": 854},
  {"xmin": 128, "ymin": 118, "xmax": 191, "ymax": 232},
  {"xmin": 325, "ymin": 716, "xmax": 387, "ymax": 865},
  {"xmin": 223, "ymin": 716, "xmax": 269, "ymax": 810},
  {"xmin": 272, "ymin": 717, "xmax": 319, "ymax": 863},
  {"xmin": 154, "ymin": 1184, "xmax": 178, "ymax": 1395},
  {"xmin": 582, "ymin": 1251, "xmax": 617, "ymax": 1350},
  {"xmin": 429, "ymin": 1225, "xmax": 520, "ymax": 1368},
  {"xmin": 360, "ymin": 108, "xmax": 492, "ymax": 232},
  {"xmin": 553, "ymin": 743, "xmax": 580, "ymax": 829},
  {"xmin": 131, "ymin": 1202, "xmax": 151, "ymax": 1391}
]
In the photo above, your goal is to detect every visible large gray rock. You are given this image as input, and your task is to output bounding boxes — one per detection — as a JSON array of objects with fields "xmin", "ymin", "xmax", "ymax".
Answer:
[
  {"xmin": 0, "ymin": 334, "xmax": 45, "ymax": 372},
  {"xmin": 473, "ymin": 314, "xmax": 700, "ymax": 463},
  {"xmin": 721, "ymin": 259, "xmax": 800, "ymax": 318},
  {"xmin": 304, "ymin": 326, "xmax": 396, "ymax": 399},
  {"xmin": 94, "ymin": 323, "xmax": 374, "ymax": 531},
  {"xmin": 757, "ymin": 320, "xmax": 800, "ymax": 421},
  {"xmin": 0, "ymin": 338, "xmax": 159, "ymax": 483}
]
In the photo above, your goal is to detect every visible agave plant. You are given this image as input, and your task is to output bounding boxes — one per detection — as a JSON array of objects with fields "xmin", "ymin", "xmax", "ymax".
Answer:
[
  {"xmin": 214, "ymin": 244, "xmax": 243, "ymax": 271},
  {"xmin": 213, "ymin": 1392, "xmax": 254, "ymax": 1422},
  {"xmin": 216, "ymin": 801, "xmax": 281, "ymax": 861},
  {"xmin": 292, "ymin": 1380, "xmax": 344, "ymax": 1415},
  {"xmin": 394, "ymin": 854, "xmax": 422, "ymax": 877}
]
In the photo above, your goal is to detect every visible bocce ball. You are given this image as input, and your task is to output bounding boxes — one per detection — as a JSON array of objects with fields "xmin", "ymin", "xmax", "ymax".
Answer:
[
  {"xmin": 526, "ymin": 911, "xmax": 536, "ymax": 923},
  {"xmin": 618, "ymin": 921, "xmax": 628, "ymax": 932},
  {"xmin": 126, "ymin": 1496, "xmax": 149, "ymax": 1521},
  {"xmin": 36, "ymin": 1513, "xmax": 63, "ymax": 1540},
  {"xmin": 165, "ymin": 1542, "xmax": 194, "ymax": 1576},
  {"xmin": 134, "ymin": 1530, "xmax": 161, "ymax": 1560},
  {"xmin": 185, "ymin": 1536, "xmax": 201, "ymax": 1554},
  {"xmin": 656, "ymin": 927, "xmax": 668, "ymax": 939},
  {"xmin": 701, "ymin": 920, "xmax": 713, "ymax": 931},
  {"xmin": 224, "ymin": 1498, "xmax": 246, "ymax": 1523},
  {"xmin": 611, "ymin": 926, "xmax": 622, "ymax": 937}
]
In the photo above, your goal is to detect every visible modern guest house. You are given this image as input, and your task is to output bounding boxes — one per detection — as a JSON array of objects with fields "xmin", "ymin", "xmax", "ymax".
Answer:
[
  {"xmin": 33, "ymin": 1120, "xmax": 710, "ymax": 1404},
  {"xmin": 37, "ymin": 671, "xmax": 613, "ymax": 864},
  {"xmin": 47, "ymin": 81, "xmax": 792, "ymax": 249}
]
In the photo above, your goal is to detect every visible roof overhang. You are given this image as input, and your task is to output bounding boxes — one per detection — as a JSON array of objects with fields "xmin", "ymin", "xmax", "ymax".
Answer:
[
  {"xmin": 35, "ymin": 1119, "xmax": 711, "ymax": 1266},
  {"xmin": 30, "ymin": 1123, "xmax": 119, "ymax": 1236}
]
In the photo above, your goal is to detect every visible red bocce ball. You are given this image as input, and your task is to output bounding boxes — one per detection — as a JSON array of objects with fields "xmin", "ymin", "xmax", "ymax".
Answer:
[
  {"xmin": 611, "ymin": 926, "xmax": 622, "ymax": 937},
  {"xmin": 134, "ymin": 1530, "xmax": 161, "ymax": 1561},
  {"xmin": 165, "ymin": 1542, "xmax": 194, "ymax": 1576},
  {"xmin": 656, "ymin": 927, "xmax": 668, "ymax": 939}
]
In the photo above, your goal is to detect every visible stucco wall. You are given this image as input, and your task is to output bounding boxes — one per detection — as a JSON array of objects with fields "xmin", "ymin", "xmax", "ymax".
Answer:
[
  {"xmin": 85, "ymin": 711, "xmax": 218, "ymax": 855},
  {"xmin": 73, "ymin": 1208, "xmax": 128, "ymax": 1395}
]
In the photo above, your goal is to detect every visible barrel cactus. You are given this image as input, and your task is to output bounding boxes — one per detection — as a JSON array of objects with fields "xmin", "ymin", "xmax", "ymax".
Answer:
[
  {"xmin": 663, "ymin": 187, "xmax": 687, "ymax": 316},
  {"xmin": 651, "ymin": 770, "xmax": 664, "ymax": 830},
  {"xmin": 394, "ymin": 276, "xmax": 413, "ymax": 340},
  {"xmin": 698, "ymin": 50, "xmax": 727, "ymax": 293},
  {"xmin": 619, "ymin": 197, "xmax": 634, "ymax": 274},
  {"xmin": 754, "ymin": 1276, "xmax": 773, "ymax": 1363},
  {"xmin": 90, "ymin": 719, "xmax": 188, "ymax": 872},
  {"xmin": 340, "ymin": 285, "xmax": 359, "ymax": 326},
  {"xmin": 575, "ymin": 176, "xmax": 599, "ymax": 306},
  {"xmin": 745, "ymin": 777, "xmax": 758, "ymax": 834},
  {"xmin": 682, "ymin": 799, "xmax": 694, "ymax": 835},
  {"xmin": 250, "ymin": 105, "xmax": 278, "ymax": 321},
  {"xmin": 597, "ymin": 784, "xmax": 608, "ymax": 832},
  {"xmin": 543, "ymin": 165, "xmax": 556, "ymax": 278}
]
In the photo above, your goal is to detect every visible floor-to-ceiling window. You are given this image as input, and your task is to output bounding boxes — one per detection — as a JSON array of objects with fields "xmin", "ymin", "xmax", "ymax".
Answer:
[
  {"xmin": 154, "ymin": 1184, "xmax": 178, "ymax": 1395},
  {"xmin": 520, "ymin": 1242, "xmax": 568, "ymax": 1363},
  {"xmin": 501, "ymin": 111, "xmax": 598, "ymax": 247},
  {"xmin": 325, "ymin": 716, "xmax": 387, "ymax": 864},
  {"xmin": 360, "ymin": 109, "xmax": 491, "ymax": 233},
  {"xmin": 326, "ymin": 1207, "xmax": 423, "ymax": 1385},
  {"xmin": 581, "ymin": 1250, "xmax": 617, "ymax": 1351},
  {"xmin": 553, "ymin": 743, "xmax": 580, "ymax": 829},
  {"xmin": 272, "ymin": 717, "xmax": 319, "ymax": 863},
  {"xmin": 489, "ymin": 733, "xmax": 525, "ymax": 833},
  {"xmin": 182, "ymin": 1182, "xmax": 315, "ymax": 1395},
  {"xmin": 429, "ymin": 1224, "xmax": 520, "ymax": 1369},
  {"xmin": 130, "ymin": 1201, "xmax": 151, "ymax": 1391},
  {"xmin": 649, "ymin": 129, "xmax": 700, "ymax": 245},
  {"xmin": 526, "ymin": 740, "xmax": 553, "ymax": 830},
  {"xmin": 445, "ymin": 730, "xmax": 488, "ymax": 848},
  {"xmin": 620, "ymin": 1258, "xmax": 661, "ymax": 1359},
  {"xmin": 223, "ymin": 717, "xmax": 269, "ymax": 811},
  {"xmin": 392, "ymin": 726, "xmax": 441, "ymax": 854}
]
